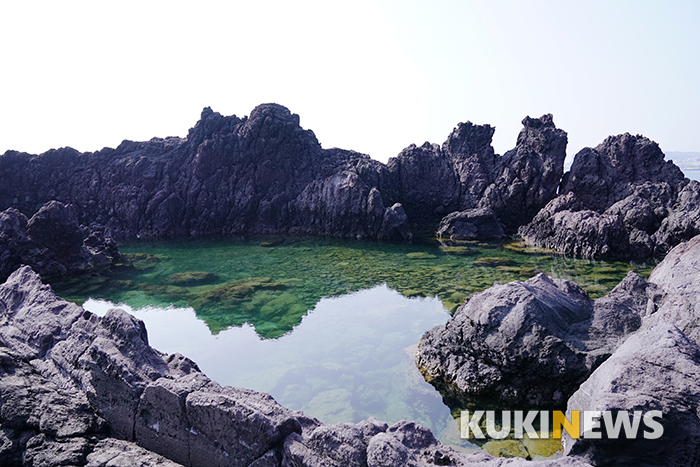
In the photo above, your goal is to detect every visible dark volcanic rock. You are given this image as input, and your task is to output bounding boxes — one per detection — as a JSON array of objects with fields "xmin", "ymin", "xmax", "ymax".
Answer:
[
  {"xmin": 436, "ymin": 208, "xmax": 505, "ymax": 241},
  {"xmin": 2, "ymin": 265, "xmax": 597, "ymax": 467},
  {"xmin": 518, "ymin": 193, "xmax": 630, "ymax": 259},
  {"xmin": 0, "ymin": 105, "xmax": 568, "ymax": 245},
  {"xmin": 0, "ymin": 104, "xmax": 411, "ymax": 242},
  {"xmin": 479, "ymin": 114, "xmax": 568, "ymax": 232},
  {"xmin": 415, "ymin": 268, "xmax": 659, "ymax": 411},
  {"xmin": 564, "ymin": 323, "xmax": 700, "ymax": 467},
  {"xmin": 0, "ymin": 201, "xmax": 120, "ymax": 281},
  {"xmin": 522, "ymin": 133, "xmax": 693, "ymax": 260},
  {"xmin": 644, "ymin": 234, "xmax": 700, "ymax": 345},
  {"xmin": 562, "ymin": 133, "xmax": 685, "ymax": 213},
  {"xmin": 386, "ymin": 142, "xmax": 460, "ymax": 225},
  {"xmin": 416, "ymin": 274, "xmax": 596, "ymax": 408},
  {"xmin": 652, "ymin": 180, "xmax": 700, "ymax": 256},
  {"xmin": 387, "ymin": 114, "xmax": 567, "ymax": 235}
]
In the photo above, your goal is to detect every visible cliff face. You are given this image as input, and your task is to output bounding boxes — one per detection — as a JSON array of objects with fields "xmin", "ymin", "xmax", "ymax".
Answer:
[{"xmin": 0, "ymin": 104, "xmax": 567, "ymax": 243}]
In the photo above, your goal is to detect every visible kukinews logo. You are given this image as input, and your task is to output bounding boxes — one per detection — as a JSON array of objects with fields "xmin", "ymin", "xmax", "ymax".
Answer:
[{"xmin": 460, "ymin": 410, "xmax": 663, "ymax": 440}]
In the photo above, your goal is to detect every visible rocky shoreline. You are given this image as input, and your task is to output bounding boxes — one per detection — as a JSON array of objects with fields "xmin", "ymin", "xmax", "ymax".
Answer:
[
  {"xmin": 4, "ymin": 103, "xmax": 696, "ymax": 262},
  {"xmin": 3, "ymin": 235, "xmax": 700, "ymax": 465},
  {"xmin": 417, "ymin": 235, "xmax": 700, "ymax": 466},
  {"xmin": 3, "ymin": 104, "xmax": 700, "ymax": 466},
  {"xmin": 1, "ymin": 264, "xmax": 594, "ymax": 467}
]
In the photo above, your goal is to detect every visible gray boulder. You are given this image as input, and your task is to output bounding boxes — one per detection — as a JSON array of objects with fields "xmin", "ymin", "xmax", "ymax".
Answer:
[
  {"xmin": 518, "ymin": 193, "xmax": 629, "ymax": 259},
  {"xmin": 415, "ymin": 267, "xmax": 659, "ymax": 410},
  {"xmin": 416, "ymin": 273, "xmax": 596, "ymax": 408},
  {"xmin": 436, "ymin": 208, "xmax": 505, "ymax": 241},
  {"xmin": 564, "ymin": 323, "xmax": 700, "ymax": 467}
]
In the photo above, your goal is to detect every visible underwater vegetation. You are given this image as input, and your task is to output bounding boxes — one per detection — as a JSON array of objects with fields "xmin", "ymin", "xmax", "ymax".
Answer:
[{"xmin": 52, "ymin": 237, "xmax": 653, "ymax": 339}]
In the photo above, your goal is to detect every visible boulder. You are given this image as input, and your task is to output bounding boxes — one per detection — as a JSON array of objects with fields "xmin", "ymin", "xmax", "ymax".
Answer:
[
  {"xmin": 416, "ymin": 274, "xmax": 596, "ymax": 408},
  {"xmin": 564, "ymin": 323, "xmax": 700, "ymax": 467},
  {"xmin": 518, "ymin": 193, "xmax": 629, "ymax": 260},
  {"xmin": 436, "ymin": 208, "xmax": 505, "ymax": 241}
]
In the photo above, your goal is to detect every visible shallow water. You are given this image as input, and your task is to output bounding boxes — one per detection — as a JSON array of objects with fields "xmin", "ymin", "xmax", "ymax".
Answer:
[{"xmin": 52, "ymin": 237, "xmax": 653, "ymax": 454}]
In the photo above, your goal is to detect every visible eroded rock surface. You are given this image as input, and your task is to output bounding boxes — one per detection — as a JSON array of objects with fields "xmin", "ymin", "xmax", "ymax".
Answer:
[
  {"xmin": 0, "ymin": 200, "xmax": 120, "ymax": 281},
  {"xmin": 416, "ymin": 274, "xmax": 598, "ymax": 408},
  {"xmin": 0, "ymin": 105, "xmax": 569, "ymax": 245},
  {"xmin": 521, "ymin": 133, "xmax": 698, "ymax": 259},
  {"xmin": 417, "ymin": 234, "xmax": 700, "ymax": 466}
]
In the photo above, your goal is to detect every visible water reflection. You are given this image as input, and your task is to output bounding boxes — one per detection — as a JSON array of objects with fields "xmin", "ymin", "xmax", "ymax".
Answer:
[
  {"xmin": 54, "ymin": 238, "xmax": 653, "ymax": 339},
  {"xmin": 84, "ymin": 285, "xmax": 476, "ymax": 451}
]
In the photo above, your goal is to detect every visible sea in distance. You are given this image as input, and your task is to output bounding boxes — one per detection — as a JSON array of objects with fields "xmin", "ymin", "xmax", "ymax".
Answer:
[{"xmin": 52, "ymin": 237, "xmax": 654, "ymax": 455}]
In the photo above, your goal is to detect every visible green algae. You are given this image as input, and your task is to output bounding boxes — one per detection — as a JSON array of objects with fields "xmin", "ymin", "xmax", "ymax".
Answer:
[
  {"xmin": 406, "ymin": 252, "xmax": 437, "ymax": 259},
  {"xmin": 51, "ymin": 238, "xmax": 654, "ymax": 339},
  {"xmin": 482, "ymin": 439, "xmax": 530, "ymax": 459},
  {"xmin": 167, "ymin": 271, "xmax": 220, "ymax": 287}
]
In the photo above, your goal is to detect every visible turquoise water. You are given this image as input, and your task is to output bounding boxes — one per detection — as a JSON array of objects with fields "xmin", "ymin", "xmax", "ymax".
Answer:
[{"xmin": 52, "ymin": 237, "xmax": 653, "ymax": 454}]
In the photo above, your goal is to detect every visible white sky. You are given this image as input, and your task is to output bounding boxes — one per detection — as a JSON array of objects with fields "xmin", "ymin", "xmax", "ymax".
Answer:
[{"xmin": 1, "ymin": 0, "xmax": 699, "ymax": 164}]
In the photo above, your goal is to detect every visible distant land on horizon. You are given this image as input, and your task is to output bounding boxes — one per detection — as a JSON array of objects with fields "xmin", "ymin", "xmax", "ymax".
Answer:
[{"xmin": 667, "ymin": 151, "xmax": 700, "ymax": 170}]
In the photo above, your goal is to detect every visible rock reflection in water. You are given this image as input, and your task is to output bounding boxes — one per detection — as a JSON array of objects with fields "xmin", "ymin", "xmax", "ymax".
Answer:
[{"xmin": 84, "ymin": 285, "xmax": 477, "ymax": 451}]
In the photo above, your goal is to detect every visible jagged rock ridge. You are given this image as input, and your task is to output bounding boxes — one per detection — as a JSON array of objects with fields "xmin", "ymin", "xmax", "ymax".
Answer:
[
  {"xmin": 520, "ymin": 133, "xmax": 700, "ymax": 259},
  {"xmin": 0, "ymin": 105, "xmax": 567, "ymax": 246}
]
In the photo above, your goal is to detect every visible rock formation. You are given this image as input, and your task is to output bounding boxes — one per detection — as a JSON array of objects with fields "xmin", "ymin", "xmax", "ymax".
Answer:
[
  {"xmin": 0, "ymin": 105, "xmax": 568, "ymax": 246},
  {"xmin": 416, "ymin": 234, "xmax": 700, "ymax": 466},
  {"xmin": 436, "ymin": 208, "xmax": 505, "ymax": 241},
  {"xmin": 0, "ymin": 200, "xmax": 120, "ymax": 281},
  {"xmin": 521, "ymin": 133, "xmax": 699, "ymax": 259}
]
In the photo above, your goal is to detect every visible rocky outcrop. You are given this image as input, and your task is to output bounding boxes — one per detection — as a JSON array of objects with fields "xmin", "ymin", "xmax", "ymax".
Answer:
[
  {"xmin": 564, "ymin": 323, "xmax": 700, "ymax": 467},
  {"xmin": 0, "ymin": 200, "xmax": 120, "ymax": 281},
  {"xmin": 479, "ymin": 114, "xmax": 568, "ymax": 232},
  {"xmin": 0, "ymin": 105, "xmax": 410, "ymax": 242},
  {"xmin": 521, "ymin": 133, "xmax": 697, "ymax": 259},
  {"xmin": 417, "ymin": 234, "xmax": 700, "ymax": 466},
  {"xmin": 0, "ymin": 265, "xmax": 596, "ymax": 467},
  {"xmin": 518, "ymin": 193, "xmax": 630, "ymax": 260},
  {"xmin": 0, "ymin": 105, "xmax": 568, "ymax": 245},
  {"xmin": 436, "ymin": 208, "xmax": 505, "ymax": 241},
  {"xmin": 387, "ymin": 114, "xmax": 568, "ymax": 235}
]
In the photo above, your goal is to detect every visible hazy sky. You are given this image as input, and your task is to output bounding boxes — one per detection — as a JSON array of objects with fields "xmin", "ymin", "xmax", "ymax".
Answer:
[{"xmin": 1, "ymin": 1, "xmax": 699, "ymax": 164}]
